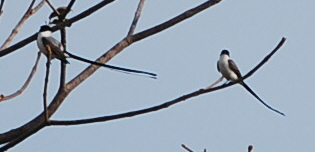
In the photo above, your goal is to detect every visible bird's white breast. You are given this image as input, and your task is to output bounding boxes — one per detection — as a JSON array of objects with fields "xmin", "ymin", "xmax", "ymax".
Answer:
[
  {"xmin": 218, "ymin": 56, "xmax": 239, "ymax": 81},
  {"xmin": 37, "ymin": 31, "xmax": 51, "ymax": 56}
]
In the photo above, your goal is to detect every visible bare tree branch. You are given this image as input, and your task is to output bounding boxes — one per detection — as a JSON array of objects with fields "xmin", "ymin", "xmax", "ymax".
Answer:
[
  {"xmin": 47, "ymin": 0, "xmax": 75, "ymax": 21},
  {"xmin": 45, "ymin": 0, "xmax": 60, "ymax": 17},
  {"xmin": 127, "ymin": 0, "xmax": 146, "ymax": 36},
  {"xmin": 131, "ymin": 0, "xmax": 221, "ymax": 42},
  {"xmin": 0, "ymin": 52, "xmax": 41, "ymax": 102},
  {"xmin": 61, "ymin": 0, "xmax": 75, "ymax": 19},
  {"xmin": 43, "ymin": 52, "xmax": 51, "ymax": 122},
  {"xmin": 33, "ymin": 0, "xmax": 46, "ymax": 12},
  {"xmin": 182, "ymin": 144, "xmax": 194, "ymax": 152},
  {"xmin": 47, "ymin": 37, "xmax": 286, "ymax": 126},
  {"xmin": 0, "ymin": 1, "xmax": 230, "ymax": 150},
  {"xmin": 0, "ymin": 0, "xmax": 36, "ymax": 50},
  {"xmin": 0, "ymin": 0, "xmax": 114, "ymax": 57},
  {"xmin": 66, "ymin": 0, "xmax": 222, "ymax": 90},
  {"xmin": 0, "ymin": 0, "xmax": 5, "ymax": 18}
]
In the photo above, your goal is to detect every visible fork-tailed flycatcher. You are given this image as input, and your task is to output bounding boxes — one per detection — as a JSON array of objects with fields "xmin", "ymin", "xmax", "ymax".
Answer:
[
  {"xmin": 217, "ymin": 50, "xmax": 285, "ymax": 116},
  {"xmin": 37, "ymin": 25, "xmax": 157, "ymax": 78}
]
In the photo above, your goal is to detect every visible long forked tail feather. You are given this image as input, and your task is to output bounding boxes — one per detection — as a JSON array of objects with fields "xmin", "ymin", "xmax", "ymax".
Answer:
[
  {"xmin": 65, "ymin": 51, "xmax": 157, "ymax": 79},
  {"xmin": 240, "ymin": 81, "xmax": 285, "ymax": 116}
]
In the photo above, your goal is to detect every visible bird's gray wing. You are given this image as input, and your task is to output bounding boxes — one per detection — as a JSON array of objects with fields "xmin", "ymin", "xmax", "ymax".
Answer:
[
  {"xmin": 42, "ymin": 37, "xmax": 69, "ymax": 63},
  {"xmin": 217, "ymin": 61, "xmax": 220, "ymax": 72},
  {"xmin": 228, "ymin": 59, "xmax": 242, "ymax": 78}
]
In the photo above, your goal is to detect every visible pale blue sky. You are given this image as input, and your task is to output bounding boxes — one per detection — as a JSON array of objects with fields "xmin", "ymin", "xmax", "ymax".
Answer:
[{"xmin": 1, "ymin": 0, "xmax": 315, "ymax": 151}]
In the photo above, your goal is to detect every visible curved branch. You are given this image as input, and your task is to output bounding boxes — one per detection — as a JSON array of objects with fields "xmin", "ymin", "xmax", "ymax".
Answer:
[
  {"xmin": 0, "ymin": 0, "xmax": 115, "ymax": 57},
  {"xmin": 131, "ymin": 0, "xmax": 221, "ymax": 42},
  {"xmin": 45, "ymin": 0, "xmax": 60, "ymax": 17},
  {"xmin": 0, "ymin": 0, "xmax": 37, "ymax": 50},
  {"xmin": 181, "ymin": 144, "xmax": 195, "ymax": 152},
  {"xmin": 0, "ymin": 0, "xmax": 221, "ymax": 149},
  {"xmin": 66, "ymin": 0, "xmax": 222, "ymax": 90},
  {"xmin": 48, "ymin": 37, "xmax": 286, "ymax": 126},
  {"xmin": 0, "ymin": 52, "xmax": 41, "ymax": 102}
]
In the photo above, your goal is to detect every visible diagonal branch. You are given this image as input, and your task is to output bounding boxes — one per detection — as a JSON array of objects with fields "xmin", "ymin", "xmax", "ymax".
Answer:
[
  {"xmin": 0, "ymin": 52, "xmax": 41, "ymax": 102},
  {"xmin": 66, "ymin": 0, "xmax": 222, "ymax": 90},
  {"xmin": 0, "ymin": 0, "xmax": 5, "ymax": 18},
  {"xmin": 181, "ymin": 144, "xmax": 195, "ymax": 152},
  {"xmin": 127, "ymin": 0, "xmax": 146, "ymax": 36},
  {"xmin": 0, "ymin": 0, "xmax": 222, "ymax": 149},
  {"xmin": 61, "ymin": 0, "xmax": 76, "ymax": 19},
  {"xmin": 0, "ymin": 0, "xmax": 115, "ymax": 57},
  {"xmin": 0, "ymin": 0, "xmax": 37, "ymax": 50},
  {"xmin": 131, "ymin": 0, "xmax": 221, "ymax": 42},
  {"xmin": 45, "ymin": 0, "xmax": 60, "ymax": 17},
  {"xmin": 48, "ymin": 37, "xmax": 286, "ymax": 126}
]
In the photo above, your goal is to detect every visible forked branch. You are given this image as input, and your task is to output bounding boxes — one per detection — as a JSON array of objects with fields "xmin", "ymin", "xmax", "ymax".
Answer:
[{"xmin": 0, "ymin": 0, "xmax": 40, "ymax": 50}]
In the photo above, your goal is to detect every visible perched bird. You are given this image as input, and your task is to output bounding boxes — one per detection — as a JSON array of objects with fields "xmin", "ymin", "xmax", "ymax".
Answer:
[
  {"xmin": 217, "ymin": 50, "xmax": 284, "ymax": 116},
  {"xmin": 37, "ymin": 25, "xmax": 157, "ymax": 78},
  {"xmin": 49, "ymin": 6, "xmax": 69, "ymax": 20},
  {"xmin": 48, "ymin": 6, "xmax": 71, "ymax": 25}
]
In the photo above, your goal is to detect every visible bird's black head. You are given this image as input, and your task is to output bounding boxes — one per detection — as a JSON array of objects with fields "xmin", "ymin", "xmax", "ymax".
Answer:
[
  {"xmin": 39, "ymin": 25, "xmax": 52, "ymax": 32},
  {"xmin": 220, "ymin": 50, "xmax": 230, "ymax": 56}
]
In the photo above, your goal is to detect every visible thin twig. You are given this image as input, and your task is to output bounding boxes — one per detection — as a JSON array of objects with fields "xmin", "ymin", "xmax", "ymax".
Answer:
[
  {"xmin": 127, "ymin": 0, "xmax": 146, "ymax": 36},
  {"xmin": 0, "ymin": 0, "xmax": 36, "ymax": 50},
  {"xmin": 43, "ymin": 50, "xmax": 52, "ymax": 122},
  {"xmin": 61, "ymin": 0, "xmax": 76, "ymax": 19},
  {"xmin": 0, "ymin": 1, "xmax": 219, "ymax": 149},
  {"xmin": 48, "ymin": 37, "xmax": 286, "ymax": 126},
  {"xmin": 0, "ymin": 0, "xmax": 91, "ymax": 56},
  {"xmin": 33, "ymin": 0, "xmax": 46, "ymax": 12},
  {"xmin": 182, "ymin": 144, "xmax": 194, "ymax": 152},
  {"xmin": 67, "ymin": 0, "xmax": 222, "ymax": 90},
  {"xmin": 0, "ymin": 0, "xmax": 5, "ymax": 18},
  {"xmin": 0, "ymin": 52, "xmax": 41, "ymax": 102},
  {"xmin": 49, "ymin": 0, "xmax": 76, "ymax": 25},
  {"xmin": 45, "ymin": 0, "xmax": 60, "ymax": 17}
]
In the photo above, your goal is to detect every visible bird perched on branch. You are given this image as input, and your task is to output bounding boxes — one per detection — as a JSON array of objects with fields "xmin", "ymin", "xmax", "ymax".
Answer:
[
  {"xmin": 36, "ymin": 25, "xmax": 157, "ymax": 78},
  {"xmin": 217, "ymin": 49, "xmax": 284, "ymax": 116}
]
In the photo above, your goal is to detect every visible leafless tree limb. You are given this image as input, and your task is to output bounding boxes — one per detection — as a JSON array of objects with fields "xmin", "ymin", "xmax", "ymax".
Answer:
[
  {"xmin": 4, "ymin": 1, "xmax": 285, "ymax": 151},
  {"xmin": 0, "ymin": 52, "xmax": 41, "ymax": 102},
  {"xmin": 127, "ymin": 0, "xmax": 146, "ymax": 36},
  {"xmin": 0, "ymin": 0, "xmax": 37, "ymax": 50},
  {"xmin": 61, "ymin": 0, "xmax": 75, "ymax": 20},
  {"xmin": 33, "ymin": 0, "xmax": 46, "ymax": 12},
  {"xmin": 43, "ymin": 52, "xmax": 51, "ymax": 122},
  {"xmin": 45, "ymin": 0, "xmax": 60, "ymax": 17},
  {"xmin": 0, "ymin": 0, "xmax": 114, "ymax": 56},
  {"xmin": 0, "ymin": 0, "xmax": 5, "ymax": 18},
  {"xmin": 66, "ymin": 0, "xmax": 222, "ymax": 90},
  {"xmin": 182, "ymin": 144, "xmax": 194, "ymax": 152},
  {"xmin": 47, "ymin": 37, "xmax": 286, "ymax": 126},
  {"xmin": 0, "ymin": 1, "xmax": 222, "ymax": 148}
]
